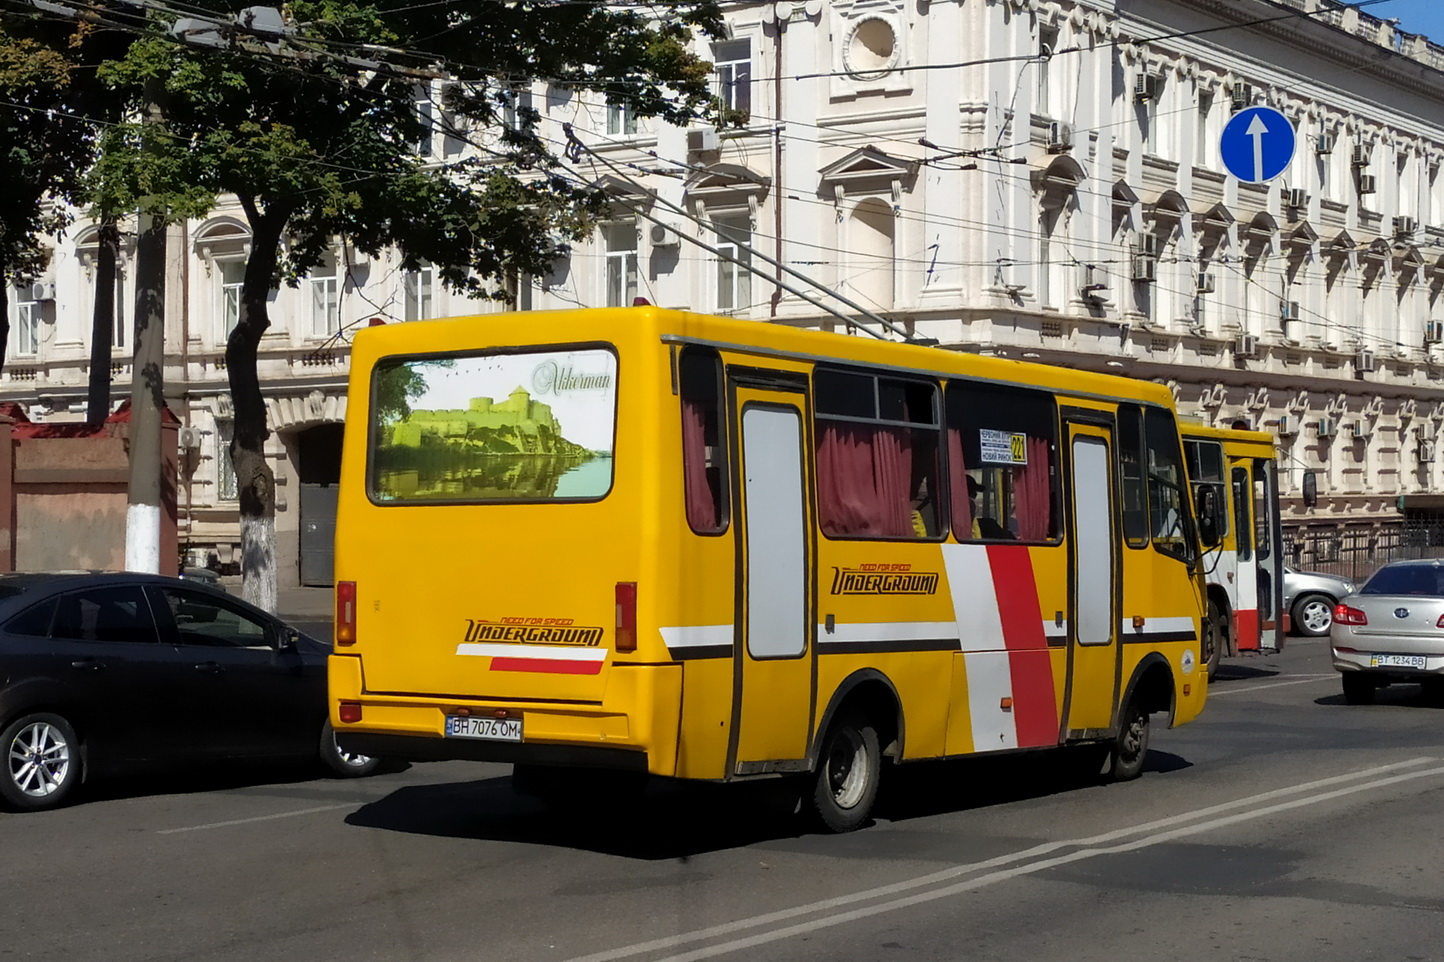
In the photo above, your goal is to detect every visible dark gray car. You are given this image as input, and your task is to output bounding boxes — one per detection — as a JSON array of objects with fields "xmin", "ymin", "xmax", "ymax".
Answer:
[
  {"xmin": 1283, "ymin": 566, "xmax": 1357, "ymax": 637},
  {"xmin": 0, "ymin": 572, "xmax": 378, "ymax": 811}
]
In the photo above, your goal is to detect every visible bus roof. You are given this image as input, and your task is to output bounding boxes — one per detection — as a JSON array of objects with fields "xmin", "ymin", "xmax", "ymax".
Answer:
[
  {"xmin": 353, "ymin": 306, "xmax": 1180, "ymax": 410},
  {"xmin": 1179, "ymin": 421, "xmax": 1278, "ymax": 456}
]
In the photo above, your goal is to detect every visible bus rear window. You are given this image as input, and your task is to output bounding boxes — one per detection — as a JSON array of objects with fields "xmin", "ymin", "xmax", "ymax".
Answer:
[{"xmin": 369, "ymin": 348, "xmax": 617, "ymax": 503}]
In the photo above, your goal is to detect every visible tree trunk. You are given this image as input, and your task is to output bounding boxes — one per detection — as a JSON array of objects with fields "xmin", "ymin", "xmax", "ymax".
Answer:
[
  {"xmin": 0, "ymin": 280, "xmax": 9, "ymax": 373},
  {"xmin": 124, "ymin": 213, "xmax": 167, "ymax": 574},
  {"xmin": 86, "ymin": 219, "xmax": 120, "ymax": 424},
  {"xmin": 228, "ymin": 205, "xmax": 286, "ymax": 612}
]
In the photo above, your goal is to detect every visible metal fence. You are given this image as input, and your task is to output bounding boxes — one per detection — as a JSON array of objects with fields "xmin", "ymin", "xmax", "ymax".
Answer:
[{"xmin": 1282, "ymin": 521, "xmax": 1444, "ymax": 583}]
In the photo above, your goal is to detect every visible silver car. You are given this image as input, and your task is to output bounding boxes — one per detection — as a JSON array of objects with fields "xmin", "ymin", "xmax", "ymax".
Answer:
[
  {"xmin": 1331, "ymin": 559, "xmax": 1444, "ymax": 704},
  {"xmin": 1283, "ymin": 566, "xmax": 1356, "ymax": 637}
]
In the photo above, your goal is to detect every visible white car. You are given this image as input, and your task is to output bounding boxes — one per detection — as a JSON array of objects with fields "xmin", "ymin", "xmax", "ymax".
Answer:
[{"xmin": 1331, "ymin": 559, "xmax": 1444, "ymax": 705}]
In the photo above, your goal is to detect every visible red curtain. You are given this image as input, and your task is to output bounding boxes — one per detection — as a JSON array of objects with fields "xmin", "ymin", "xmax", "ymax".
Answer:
[
  {"xmin": 817, "ymin": 422, "xmax": 912, "ymax": 537},
  {"xmin": 1013, "ymin": 436, "xmax": 1051, "ymax": 541},
  {"xmin": 681, "ymin": 398, "xmax": 718, "ymax": 531},
  {"xmin": 947, "ymin": 426, "xmax": 972, "ymax": 539}
]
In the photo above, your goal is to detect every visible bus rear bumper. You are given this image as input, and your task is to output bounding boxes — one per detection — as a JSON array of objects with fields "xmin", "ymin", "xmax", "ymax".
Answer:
[{"xmin": 335, "ymin": 732, "xmax": 650, "ymax": 772}]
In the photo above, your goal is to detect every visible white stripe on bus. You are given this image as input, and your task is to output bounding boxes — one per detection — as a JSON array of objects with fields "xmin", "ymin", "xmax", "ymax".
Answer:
[
  {"xmin": 659, "ymin": 625, "xmax": 735, "ymax": 649},
  {"xmin": 940, "ymin": 544, "xmax": 1006, "ymax": 654},
  {"xmin": 455, "ymin": 643, "xmax": 607, "ymax": 661}
]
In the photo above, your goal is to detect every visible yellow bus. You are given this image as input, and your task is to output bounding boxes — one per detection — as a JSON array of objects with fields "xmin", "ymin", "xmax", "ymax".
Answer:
[
  {"xmin": 1181, "ymin": 424, "xmax": 1285, "ymax": 679},
  {"xmin": 330, "ymin": 307, "xmax": 1208, "ymax": 831}
]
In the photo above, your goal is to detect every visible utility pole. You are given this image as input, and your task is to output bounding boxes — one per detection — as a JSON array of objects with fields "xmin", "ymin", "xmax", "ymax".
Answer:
[{"xmin": 124, "ymin": 82, "xmax": 167, "ymax": 574}]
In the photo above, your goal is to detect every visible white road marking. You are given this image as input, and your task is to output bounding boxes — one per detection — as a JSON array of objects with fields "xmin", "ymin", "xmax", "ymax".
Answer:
[
  {"xmin": 156, "ymin": 803, "xmax": 356, "ymax": 835},
  {"xmin": 564, "ymin": 757, "xmax": 1442, "ymax": 962},
  {"xmin": 1209, "ymin": 674, "xmax": 1337, "ymax": 695}
]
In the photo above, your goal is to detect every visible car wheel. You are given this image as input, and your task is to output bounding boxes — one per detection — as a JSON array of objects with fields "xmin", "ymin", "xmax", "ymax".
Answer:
[
  {"xmin": 1203, "ymin": 597, "xmax": 1226, "ymax": 681},
  {"xmin": 1292, "ymin": 592, "xmax": 1336, "ymax": 637},
  {"xmin": 1, "ymin": 712, "xmax": 82, "ymax": 811},
  {"xmin": 810, "ymin": 712, "xmax": 880, "ymax": 833},
  {"xmin": 1108, "ymin": 699, "xmax": 1151, "ymax": 782},
  {"xmin": 1341, "ymin": 673, "xmax": 1376, "ymax": 705},
  {"xmin": 319, "ymin": 720, "xmax": 381, "ymax": 777}
]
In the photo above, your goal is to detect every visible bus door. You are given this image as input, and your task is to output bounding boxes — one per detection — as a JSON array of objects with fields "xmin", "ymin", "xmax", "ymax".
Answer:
[
  {"xmin": 728, "ymin": 375, "xmax": 814, "ymax": 775},
  {"xmin": 1063, "ymin": 420, "xmax": 1120, "ymax": 733},
  {"xmin": 1230, "ymin": 462, "xmax": 1261, "ymax": 650},
  {"xmin": 1254, "ymin": 458, "xmax": 1284, "ymax": 649}
]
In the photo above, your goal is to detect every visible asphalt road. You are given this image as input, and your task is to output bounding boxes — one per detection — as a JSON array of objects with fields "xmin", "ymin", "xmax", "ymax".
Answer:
[{"xmin": 6, "ymin": 638, "xmax": 1444, "ymax": 962}]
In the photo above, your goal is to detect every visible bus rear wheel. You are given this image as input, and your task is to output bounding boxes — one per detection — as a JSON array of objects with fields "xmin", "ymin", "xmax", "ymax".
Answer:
[{"xmin": 810, "ymin": 713, "xmax": 880, "ymax": 833}]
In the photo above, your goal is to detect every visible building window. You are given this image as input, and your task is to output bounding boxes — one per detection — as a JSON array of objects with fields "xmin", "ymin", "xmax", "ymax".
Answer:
[
  {"xmin": 1037, "ymin": 26, "xmax": 1058, "ymax": 117},
  {"xmin": 404, "ymin": 265, "xmax": 433, "ymax": 322},
  {"xmin": 220, "ymin": 260, "xmax": 245, "ymax": 338},
  {"xmin": 310, "ymin": 261, "xmax": 340, "ymax": 337},
  {"xmin": 111, "ymin": 267, "xmax": 127, "ymax": 351},
  {"xmin": 216, "ymin": 419, "xmax": 238, "ymax": 502},
  {"xmin": 1196, "ymin": 91, "xmax": 1213, "ymax": 167},
  {"xmin": 603, "ymin": 221, "xmax": 638, "ymax": 306},
  {"xmin": 607, "ymin": 99, "xmax": 637, "ymax": 136},
  {"xmin": 11, "ymin": 286, "xmax": 40, "ymax": 357},
  {"xmin": 713, "ymin": 212, "xmax": 752, "ymax": 313},
  {"xmin": 712, "ymin": 39, "xmax": 752, "ymax": 119},
  {"xmin": 415, "ymin": 87, "xmax": 434, "ymax": 157}
]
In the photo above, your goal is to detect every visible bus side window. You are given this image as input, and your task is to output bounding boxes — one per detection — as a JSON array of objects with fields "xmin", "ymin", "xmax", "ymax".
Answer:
[
  {"xmin": 1232, "ymin": 466, "xmax": 1253, "ymax": 561},
  {"xmin": 945, "ymin": 382, "xmax": 1059, "ymax": 543},
  {"xmin": 815, "ymin": 369, "xmax": 942, "ymax": 540},
  {"xmin": 1144, "ymin": 408, "xmax": 1196, "ymax": 567},
  {"xmin": 1184, "ymin": 439, "xmax": 1226, "ymax": 548},
  {"xmin": 679, "ymin": 347, "xmax": 728, "ymax": 534},
  {"xmin": 1118, "ymin": 405, "xmax": 1149, "ymax": 548}
]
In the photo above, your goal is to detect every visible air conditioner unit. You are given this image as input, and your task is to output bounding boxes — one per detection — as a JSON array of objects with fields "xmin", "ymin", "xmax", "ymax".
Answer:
[
  {"xmin": 1280, "ymin": 300, "xmax": 1301, "ymax": 323},
  {"xmin": 1196, "ymin": 272, "xmax": 1216, "ymax": 294},
  {"xmin": 1132, "ymin": 257, "xmax": 1157, "ymax": 282},
  {"xmin": 1356, "ymin": 348, "xmax": 1376, "ymax": 372},
  {"xmin": 1394, "ymin": 215, "xmax": 1418, "ymax": 237},
  {"xmin": 1284, "ymin": 187, "xmax": 1308, "ymax": 208},
  {"xmin": 1230, "ymin": 84, "xmax": 1253, "ymax": 111},
  {"xmin": 1352, "ymin": 144, "xmax": 1372, "ymax": 167},
  {"xmin": 1426, "ymin": 319, "xmax": 1444, "ymax": 344},
  {"xmin": 1045, "ymin": 121, "xmax": 1072, "ymax": 153},
  {"xmin": 1316, "ymin": 417, "xmax": 1337, "ymax": 438},
  {"xmin": 177, "ymin": 426, "xmax": 202, "ymax": 451},
  {"xmin": 1358, "ymin": 174, "xmax": 1377, "ymax": 195},
  {"xmin": 28, "ymin": 281, "xmax": 55, "ymax": 302},
  {"xmin": 1420, "ymin": 441, "xmax": 1437, "ymax": 464},
  {"xmin": 1349, "ymin": 421, "xmax": 1368, "ymax": 439},
  {"xmin": 1236, "ymin": 333, "xmax": 1259, "ymax": 358},
  {"xmin": 1079, "ymin": 264, "xmax": 1109, "ymax": 299},
  {"xmin": 1418, "ymin": 421, "xmax": 1438, "ymax": 441},
  {"xmin": 649, "ymin": 222, "xmax": 681, "ymax": 247},
  {"xmin": 1136, "ymin": 233, "xmax": 1159, "ymax": 257},
  {"xmin": 686, "ymin": 126, "xmax": 720, "ymax": 154},
  {"xmin": 1316, "ymin": 131, "xmax": 1335, "ymax": 154},
  {"xmin": 1276, "ymin": 414, "xmax": 1296, "ymax": 436},
  {"xmin": 1134, "ymin": 72, "xmax": 1160, "ymax": 103}
]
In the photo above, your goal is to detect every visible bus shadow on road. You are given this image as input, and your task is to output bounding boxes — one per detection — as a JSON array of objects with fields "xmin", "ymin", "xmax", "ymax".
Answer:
[
  {"xmin": 1212, "ymin": 661, "xmax": 1282, "ymax": 682},
  {"xmin": 343, "ymin": 749, "xmax": 1192, "ymax": 858}
]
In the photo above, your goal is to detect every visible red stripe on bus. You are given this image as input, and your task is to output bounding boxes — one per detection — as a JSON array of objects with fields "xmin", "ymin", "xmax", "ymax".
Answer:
[
  {"xmin": 987, "ymin": 545, "xmax": 1059, "ymax": 748},
  {"xmin": 489, "ymin": 657, "xmax": 604, "ymax": 675},
  {"xmin": 1233, "ymin": 608, "xmax": 1260, "ymax": 651}
]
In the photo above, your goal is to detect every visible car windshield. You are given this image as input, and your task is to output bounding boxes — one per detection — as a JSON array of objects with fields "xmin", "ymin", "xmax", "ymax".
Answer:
[{"xmin": 1362, "ymin": 565, "xmax": 1444, "ymax": 596}]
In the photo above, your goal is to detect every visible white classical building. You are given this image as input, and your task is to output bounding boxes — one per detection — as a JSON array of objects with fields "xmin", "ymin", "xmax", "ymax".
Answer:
[{"xmin": 7, "ymin": 0, "xmax": 1444, "ymax": 584}]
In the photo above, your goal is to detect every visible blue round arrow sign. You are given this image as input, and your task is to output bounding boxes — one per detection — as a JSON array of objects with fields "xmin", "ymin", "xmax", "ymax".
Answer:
[{"xmin": 1219, "ymin": 106, "xmax": 1296, "ymax": 184}]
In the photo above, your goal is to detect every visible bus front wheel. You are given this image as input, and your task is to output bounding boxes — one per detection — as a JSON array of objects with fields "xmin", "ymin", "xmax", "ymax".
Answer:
[
  {"xmin": 810, "ymin": 713, "xmax": 880, "ymax": 833},
  {"xmin": 1108, "ymin": 700, "xmax": 1151, "ymax": 782}
]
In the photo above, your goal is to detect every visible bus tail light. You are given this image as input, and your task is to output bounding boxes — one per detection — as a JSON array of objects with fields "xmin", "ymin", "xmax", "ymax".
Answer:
[
  {"xmin": 336, "ymin": 581, "xmax": 357, "ymax": 645},
  {"xmin": 1334, "ymin": 603, "xmax": 1367, "ymax": 626},
  {"xmin": 338, "ymin": 702, "xmax": 362, "ymax": 723},
  {"xmin": 615, "ymin": 582, "xmax": 637, "ymax": 653}
]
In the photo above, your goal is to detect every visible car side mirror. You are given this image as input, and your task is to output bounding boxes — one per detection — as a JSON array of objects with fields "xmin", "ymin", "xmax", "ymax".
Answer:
[{"xmin": 278, "ymin": 626, "xmax": 300, "ymax": 651}]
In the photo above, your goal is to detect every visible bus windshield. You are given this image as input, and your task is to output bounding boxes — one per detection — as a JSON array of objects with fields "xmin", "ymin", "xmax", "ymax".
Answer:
[{"xmin": 368, "ymin": 347, "xmax": 618, "ymax": 503}]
